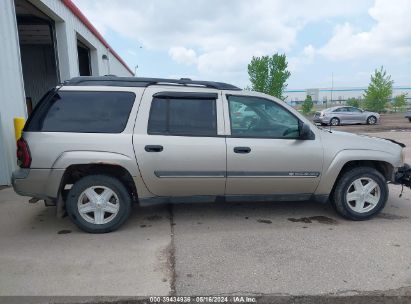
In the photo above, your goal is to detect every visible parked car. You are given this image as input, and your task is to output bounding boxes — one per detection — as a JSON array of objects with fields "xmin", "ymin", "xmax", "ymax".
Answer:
[
  {"xmin": 313, "ymin": 106, "xmax": 380, "ymax": 126},
  {"xmin": 406, "ymin": 108, "xmax": 411, "ymax": 122},
  {"xmin": 12, "ymin": 76, "xmax": 411, "ymax": 233}
]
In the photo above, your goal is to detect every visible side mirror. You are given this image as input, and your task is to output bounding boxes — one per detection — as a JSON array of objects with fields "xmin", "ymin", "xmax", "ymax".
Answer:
[{"xmin": 299, "ymin": 122, "xmax": 312, "ymax": 140}]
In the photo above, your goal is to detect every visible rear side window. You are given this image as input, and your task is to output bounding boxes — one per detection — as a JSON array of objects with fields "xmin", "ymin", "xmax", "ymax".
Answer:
[
  {"xmin": 25, "ymin": 91, "xmax": 135, "ymax": 133},
  {"xmin": 148, "ymin": 97, "xmax": 217, "ymax": 136}
]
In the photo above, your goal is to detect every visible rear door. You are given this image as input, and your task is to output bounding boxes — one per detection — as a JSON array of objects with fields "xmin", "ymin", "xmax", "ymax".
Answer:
[{"xmin": 133, "ymin": 87, "xmax": 226, "ymax": 197}]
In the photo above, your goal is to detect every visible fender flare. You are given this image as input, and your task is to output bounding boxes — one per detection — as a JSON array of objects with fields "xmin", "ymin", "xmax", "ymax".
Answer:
[
  {"xmin": 52, "ymin": 151, "xmax": 139, "ymax": 176},
  {"xmin": 315, "ymin": 149, "xmax": 397, "ymax": 195}
]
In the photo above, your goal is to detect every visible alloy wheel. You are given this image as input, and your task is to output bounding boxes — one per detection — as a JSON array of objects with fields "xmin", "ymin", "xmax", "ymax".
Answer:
[
  {"xmin": 77, "ymin": 186, "xmax": 120, "ymax": 224},
  {"xmin": 346, "ymin": 177, "xmax": 380, "ymax": 213},
  {"xmin": 368, "ymin": 116, "xmax": 376, "ymax": 124},
  {"xmin": 330, "ymin": 118, "xmax": 339, "ymax": 126}
]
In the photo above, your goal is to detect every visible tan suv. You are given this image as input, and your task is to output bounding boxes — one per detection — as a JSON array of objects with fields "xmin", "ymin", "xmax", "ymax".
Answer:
[{"xmin": 12, "ymin": 76, "xmax": 411, "ymax": 233}]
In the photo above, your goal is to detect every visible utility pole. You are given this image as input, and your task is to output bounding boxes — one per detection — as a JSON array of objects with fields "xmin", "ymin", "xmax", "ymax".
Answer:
[
  {"xmin": 330, "ymin": 72, "xmax": 334, "ymax": 106},
  {"xmin": 134, "ymin": 46, "xmax": 143, "ymax": 77}
]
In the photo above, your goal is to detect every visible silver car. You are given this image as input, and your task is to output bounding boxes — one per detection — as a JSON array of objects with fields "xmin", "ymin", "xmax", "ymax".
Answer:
[
  {"xmin": 313, "ymin": 106, "xmax": 380, "ymax": 126},
  {"xmin": 11, "ymin": 76, "xmax": 411, "ymax": 233},
  {"xmin": 406, "ymin": 108, "xmax": 411, "ymax": 122}
]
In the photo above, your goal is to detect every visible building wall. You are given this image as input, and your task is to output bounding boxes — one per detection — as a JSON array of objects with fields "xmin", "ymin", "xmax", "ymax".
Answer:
[
  {"xmin": 34, "ymin": 0, "xmax": 133, "ymax": 80},
  {"xmin": 0, "ymin": 0, "xmax": 27, "ymax": 185},
  {"xmin": 0, "ymin": 0, "xmax": 133, "ymax": 185},
  {"xmin": 285, "ymin": 87, "xmax": 411, "ymax": 106}
]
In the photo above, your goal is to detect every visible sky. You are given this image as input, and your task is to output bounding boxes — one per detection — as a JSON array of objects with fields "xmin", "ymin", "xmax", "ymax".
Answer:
[{"xmin": 72, "ymin": 0, "xmax": 411, "ymax": 90}]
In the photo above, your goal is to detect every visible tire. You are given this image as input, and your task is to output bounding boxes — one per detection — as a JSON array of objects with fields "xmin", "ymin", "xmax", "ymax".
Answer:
[
  {"xmin": 367, "ymin": 115, "xmax": 377, "ymax": 125},
  {"xmin": 66, "ymin": 175, "xmax": 132, "ymax": 233},
  {"xmin": 331, "ymin": 167, "xmax": 388, "ymax": 220},
  {"xmin": 329, "ymin": 117, "xmax": 340, "ymax": 126},
  {"xmin": 408, "ymin": 118, "xmax": 411, "ymax": 122}
]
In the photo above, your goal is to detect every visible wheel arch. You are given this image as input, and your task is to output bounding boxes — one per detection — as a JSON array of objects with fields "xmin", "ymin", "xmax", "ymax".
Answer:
[
  {"xmin": 316, "ymin": 150, "xmax": 396, "ymax": 195},
  {"xmin": 58, "ymin": 163, "xmax": 138, "ymax": 208},
  {"xmin": 367, "ymin": 114, "xmax": 377, "ymax": 124},
  {"xmin": 331, "ymin": 160, "xmax": 393, "ymax": 192},
  {"xmin": 330, "ymin": 116, "xmax": 340, "ymax": 125}
]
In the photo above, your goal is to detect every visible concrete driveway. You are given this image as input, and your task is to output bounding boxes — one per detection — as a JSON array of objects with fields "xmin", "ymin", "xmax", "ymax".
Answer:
[
  {"xmin": 0, "ymin": 188, "xmax": 171, "ymax": 297},
  {"xmin": 0, "ymin": 131, "xmax": 410, "ymax": 300}
]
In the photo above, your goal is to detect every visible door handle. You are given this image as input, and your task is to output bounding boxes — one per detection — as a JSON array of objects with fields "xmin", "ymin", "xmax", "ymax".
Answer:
[
  {"xmin": 145, "ymin": 145, "xmax": 163, "ymax": 152},
  {"xmin": 234, "ymin": 147, "xmax": 251, "ymax": 154}
]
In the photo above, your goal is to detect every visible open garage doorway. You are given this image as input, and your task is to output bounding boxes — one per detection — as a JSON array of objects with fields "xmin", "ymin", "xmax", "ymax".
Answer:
[
  {"xmin": 77, "ymin": 39, "xmax": 92, "ymax": 76},
  {"xmin": 15, "ymin": 0, "xmax": 59, "ymax": 114}
]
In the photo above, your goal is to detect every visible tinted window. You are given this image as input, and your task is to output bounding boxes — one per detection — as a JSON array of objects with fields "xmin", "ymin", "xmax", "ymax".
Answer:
[
  {"xmin": 228, "ymin": 95, "xmax": 299, "ymax": 138},
  {"xmin": 333, "ymin": 107, "xmax": 348, "ymax": 112},
  {"xmin": 348, "ymin": 107, "xmax": 362, "ymax": 113},
  {"xmin": 26, "ymin": 91, "xmax": 135, "ymax": 133},
  {"xmin": 148, "ymin": 97, "xmax": 217, "ymax": 136}
]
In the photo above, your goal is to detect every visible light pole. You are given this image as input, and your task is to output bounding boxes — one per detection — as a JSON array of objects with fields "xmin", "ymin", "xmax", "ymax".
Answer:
[
  {"xmin": 134, "ymin": 46, "xmax": 143, "ymax": 77},
  {"xmin": 330, "ymin": 72, "xmax": 334, "ymax": 106}
]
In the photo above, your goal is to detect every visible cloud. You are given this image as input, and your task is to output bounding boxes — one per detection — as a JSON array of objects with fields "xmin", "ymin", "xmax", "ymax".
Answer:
[
  {"xmin": 319, "ymin": 0, "xmax": 411, "ymax": 60},
  {"xmin": 72, "ymin": 0, "xmax": 411, "ymax": 88},
  {"xmin": 72, "ymin": 0, "xmax": 370, "ymax": 83},
  {"xmin": 288, "ymin": 45, "xmax": 316, "ymax": 72},
  {"xmin": 168, "ymin": 47, "xmax": 197, "ymax": 65}
]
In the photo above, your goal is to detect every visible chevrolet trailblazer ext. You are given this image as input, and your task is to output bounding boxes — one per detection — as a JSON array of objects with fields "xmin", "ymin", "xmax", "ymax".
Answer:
[{"xmin": 12, "ymin": 76, "xmax": 411, "ymax": 233}]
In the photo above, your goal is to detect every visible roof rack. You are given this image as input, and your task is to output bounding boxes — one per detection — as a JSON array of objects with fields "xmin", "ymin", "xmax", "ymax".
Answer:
[{"xmin": 64, "ymin": 76, "xmax": 241, "ymax": 91}]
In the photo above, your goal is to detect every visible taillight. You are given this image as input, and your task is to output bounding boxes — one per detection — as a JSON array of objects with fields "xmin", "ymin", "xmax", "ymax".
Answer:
[{"xmin": 16, "ymin": 138, "xmax": 31, "ymax": 168}]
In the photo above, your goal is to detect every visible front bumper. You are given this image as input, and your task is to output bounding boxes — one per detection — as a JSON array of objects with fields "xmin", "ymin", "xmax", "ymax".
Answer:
[
  {"xmin": 395, "ymin": 164, "xmax": 411, "ymax": 189},
  {"xmin": 12, "ymin": 168, "xmax": 65, "ymax": 200}
]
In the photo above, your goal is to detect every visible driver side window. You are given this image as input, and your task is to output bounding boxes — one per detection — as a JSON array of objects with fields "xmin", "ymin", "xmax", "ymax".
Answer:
[{"xmin": 228, "ymin": 95, "xmax": 299, "ymax": 138}]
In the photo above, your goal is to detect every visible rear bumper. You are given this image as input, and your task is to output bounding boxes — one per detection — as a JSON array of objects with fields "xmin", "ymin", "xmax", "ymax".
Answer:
[
  {"xmin": 313, "ymin": 116, "xmax": 329, "ymax": 124},
  {"xmin": 394, "ymin": 164, "xmax": 411, "ymax": 188},
  {"xmin": 12, "ymin": 168, "xmax": 64, "ymax": 200}
]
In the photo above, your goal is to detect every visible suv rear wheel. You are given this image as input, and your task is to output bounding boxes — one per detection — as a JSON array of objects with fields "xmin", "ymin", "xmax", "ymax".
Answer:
[
  {"xmin": 331, "ymin": 167, "xmax": 388, "ymax": 220},
  {"xmin": 66, "ymin": 175, "xmax": 132, "ymax": 233}
]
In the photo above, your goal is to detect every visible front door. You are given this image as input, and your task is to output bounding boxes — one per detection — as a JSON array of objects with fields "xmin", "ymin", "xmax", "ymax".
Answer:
[
  {"xmin": 346, "ymin": 107, "xmax": 366, "ymax": 123},
  {"xmin": 133, "ymin": 88, "xmax": 226, "ymax": 197},
  {"xmin": 224, "ymin": 94, "xmax": 323, "ymax": 196}
]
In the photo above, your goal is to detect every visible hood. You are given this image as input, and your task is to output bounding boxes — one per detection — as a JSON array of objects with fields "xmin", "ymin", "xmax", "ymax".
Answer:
[{"xmin": 319, "ymin": 130, "xmax": 403, "ymax": 156}]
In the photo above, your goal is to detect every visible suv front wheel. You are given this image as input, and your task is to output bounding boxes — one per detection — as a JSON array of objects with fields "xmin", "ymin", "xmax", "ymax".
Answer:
[
  {"xmin": 66, "ymin": 175, "xmax": 132, "ymax": 233},
  {"xmin": 332, "ymin": 167, "xmax": 388, "ymax": 220}
]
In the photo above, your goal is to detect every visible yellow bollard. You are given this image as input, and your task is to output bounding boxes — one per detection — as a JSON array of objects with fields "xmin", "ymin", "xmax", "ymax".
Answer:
[{"xmin": 13, "ymin": 117, "xmax": 25, "ymax": 141}]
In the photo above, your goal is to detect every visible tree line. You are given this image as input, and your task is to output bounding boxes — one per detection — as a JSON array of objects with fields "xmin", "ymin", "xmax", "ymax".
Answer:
[{"xmin": 247, "ymin": 54, "xmax": 407, "ymax": 114}]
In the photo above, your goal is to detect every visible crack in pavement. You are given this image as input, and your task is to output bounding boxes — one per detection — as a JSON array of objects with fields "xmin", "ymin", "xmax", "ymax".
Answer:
[{"xmin": 167, "ymin": 204, "xmax": 177, "ymax": 296}]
